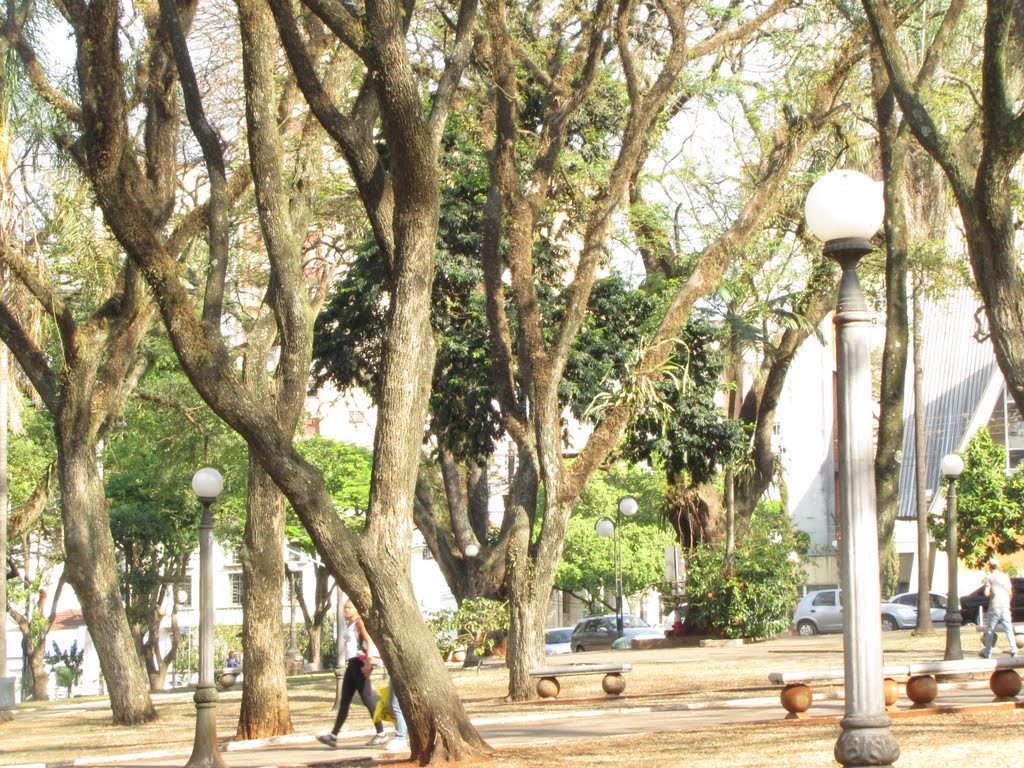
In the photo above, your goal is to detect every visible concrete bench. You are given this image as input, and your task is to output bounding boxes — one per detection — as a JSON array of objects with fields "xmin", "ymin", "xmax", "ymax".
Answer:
[
  {"xmin": 769, "ymin": 657, "xmax": 1024, "ymax": 717},
  {"xmin": 528, "ymin": 663, "xmax": 632, "ymax": 699}
]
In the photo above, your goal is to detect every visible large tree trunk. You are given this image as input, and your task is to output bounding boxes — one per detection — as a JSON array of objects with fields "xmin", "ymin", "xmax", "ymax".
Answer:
[
  {"xmin": 25, "ymin": 642, "xmax": 48, "ymax": 701},
  {"xmin": 237, "ymin": 462, "xmax": 293, "ymax": 739},
  {"xmin": 666, "ymin": 480, "xmax": 723, "ymax": 549},
  {"xmin": 911, "ymin": 280, "xmax": 933, "ymax": 633},
  {"xmin": 56, "ymin": 434, "xmax": 156, "ymax": 724},
  {"xmin": 504, "ymin": 458, "xmax": 541, "ymax": 700},
  {"xmin": 871, "ymin": 46, "xmax": 910, "ymax": 564},
  {"xmin": 861, "ymin": 0, "xmax": 1024, "ymax": 427}
]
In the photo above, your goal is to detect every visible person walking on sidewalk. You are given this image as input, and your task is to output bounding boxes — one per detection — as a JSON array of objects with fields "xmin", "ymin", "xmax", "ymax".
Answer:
[
  {"xmin": 979, "ymin": 558, "xmax": 1018, "ymax": 658},
  {"xmin": 317, "ymin": 600, "xmax": 387, "ymax": 748}
]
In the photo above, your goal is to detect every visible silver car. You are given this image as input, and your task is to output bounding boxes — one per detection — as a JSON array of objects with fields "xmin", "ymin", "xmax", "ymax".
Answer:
[
  {"xmin": 887, "ymin": 591, "xmax": 948, "ymax": 624},
  {"xmin": 792, "ymin": 588, "xmax": 918, "ymax": 636}
]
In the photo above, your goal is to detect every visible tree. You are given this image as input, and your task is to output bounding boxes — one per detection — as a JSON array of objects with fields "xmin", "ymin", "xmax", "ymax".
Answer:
[
  {"xmin": 556, "ymin": 466, "xmax": 676, "ymax": 611},
  {"xmin": 287, "ymin": 436, "xmax": 373, "ymax": 667},
  {"xmin": 0, "ymin": 143, "xmax": 158, "ymax": 723},
  {"xmin": 930, "ymin": 428, "xmax": 1024, "ymax": 569},
  {"xmin": 861, "ymin": 0, "xmax": 1024, "ymax": 433},
  {"xmin": 105, "ymin": 346, "xmax": 249, "ymax": 690},
  {"xmin": 45, "ymin": 639, "xmax": 85, "ymax": 698},
  {"xmin": 8, "ymin": 0, "xmax": 489, "ymax": 760},
  {"xmin": 480, "ymin": 0, "xmax": 868, "ymax": 700},
  {"xmin": 686, "ymin": 502, "xmax": 806, "ymax": 639}
]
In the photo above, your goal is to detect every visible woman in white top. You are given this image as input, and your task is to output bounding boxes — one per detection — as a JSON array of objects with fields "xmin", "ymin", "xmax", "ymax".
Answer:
[{"xmin": 317, "ymin": 600, "xmax": 387, "ymax": 747}]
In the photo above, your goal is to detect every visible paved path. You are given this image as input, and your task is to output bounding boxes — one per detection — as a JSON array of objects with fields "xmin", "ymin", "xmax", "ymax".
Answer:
[{"xmin": 28, "ymin": 678, "xmax": 1011, "ymax": 768}]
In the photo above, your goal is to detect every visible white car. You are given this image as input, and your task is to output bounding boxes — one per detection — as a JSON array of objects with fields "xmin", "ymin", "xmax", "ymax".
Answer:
[
  {"xmin": 887, "ymin": 591, "xmax": 948, "ymax": 624},
  {"xmin": 544, "ymin": 627, "xmax": 575, "ymax": 655}
]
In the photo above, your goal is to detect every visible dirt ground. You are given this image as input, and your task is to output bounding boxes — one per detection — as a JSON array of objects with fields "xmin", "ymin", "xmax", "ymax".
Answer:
[{"xmin": 1, "ymin": 629, "xmax": 1016, "ymax": 767}]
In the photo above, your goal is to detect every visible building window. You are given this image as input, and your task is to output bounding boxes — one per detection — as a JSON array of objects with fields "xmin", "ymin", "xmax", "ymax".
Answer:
[
  {"xmin": 229, "ymin": 572, "xmax": 245, "ymax": 606},
  {"xmin": 223, "ymin": 546, "xmax": 243, "ymax": 566}
]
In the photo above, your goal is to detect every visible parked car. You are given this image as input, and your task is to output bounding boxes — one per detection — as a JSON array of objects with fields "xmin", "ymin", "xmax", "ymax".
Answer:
[
  {"xmin": 887, "ymin": 591, "xmax": 948, "ymax": 624},
  {"xmin": 570, "ymin": 614, "xmax": 657, "ymax": 652},
  {"xmin": 610, "ymin": 628, "xmax": 666, "ymax": 650},
  {"xmin": 792, "ymin": 588, "xmax": 918, "ymax": 636},
  {"xmin": 544, "ymin": 627, "xmax": 575, "ymax": 655},
  {"xmin": 959, "ymin": 577, "xmax": 1024, "ymax": 624}
]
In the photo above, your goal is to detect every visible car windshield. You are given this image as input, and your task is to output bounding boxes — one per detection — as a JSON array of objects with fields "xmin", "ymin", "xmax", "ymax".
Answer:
[
  {"xmin": 545, "ymin": 629, "xmax": 572, "ymax": 643},
  {"xmin": 622, "ymin": 616, "xmax": 650, "ymax": 629}
]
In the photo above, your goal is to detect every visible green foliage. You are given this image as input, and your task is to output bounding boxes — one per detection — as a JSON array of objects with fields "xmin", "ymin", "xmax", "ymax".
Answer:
[
  {"xmin": 6, "ymin": 401, "xmax": 55, "ymax": 508},
  {"xmin": 619, "ymin": 318, "xmax": 747, "ymax": 486},
  {"xmin": 104, "ymin": 339, "xmax": 248, "ymax": 628},
  {"xmin": 685, "ymin": 504, "xmax": 806, "ymax": 639},
  {"xmin": 45, "ymin": 640, "xmax": 85, "ymax": 696},
  {"xmin": 930, "ymin": 429, "xmax": 1024, "ymax": 569},
  {"xmin": 289, "ymin": 437, "xmax": 373, "ymax": 540},
  {"xmin": 556, "ymin": 465, "xmax": 676, "ymax": 601},
  {"xmin": 312, "ymin": 118, "xmax": 502, "ymax": 465},
  {"xmin": 425, "ymin": 598, "xmax": 509, "ymax": 659}
]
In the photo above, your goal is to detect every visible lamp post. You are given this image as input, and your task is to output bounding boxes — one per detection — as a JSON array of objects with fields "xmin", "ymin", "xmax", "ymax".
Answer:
[
  {"xmin": 941, "ymin": 453, "xmax": 965, "ymax": 661},
  {"xmin": 805, "ymin": 170, "xmax": 898, "ymax": 768},
  {"xmin": 595, "ymin": 496, "xmax": 638, "ymax": 635},
  {"xmin": 186, "ymin": 467, "xmax": 226, "ymax": 768},
  {"xmin": 462, "ymin": 542, "xmax": 482, "ymax": 668},
  {"xmin": 284, "ymin": 559, "xmax": 305, "ymax": 675}
]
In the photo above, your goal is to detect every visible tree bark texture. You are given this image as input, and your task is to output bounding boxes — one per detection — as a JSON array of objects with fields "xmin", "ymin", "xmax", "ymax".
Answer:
[
  {"xmin": 237, "ymin": 462, "xmax": 293, "ymax": 739},
  {"xmin": 26, "ymin": 0, "xmax": 492, "ymax": 757},
  {"xmin": 56, "ymin": 432, "xmax": 156, "ymax": 724},
  {"xmin": 862, "ymin": 0, "xmax": 1024, "ymax": 423},
  {"xmin": 871, "ymin": 47, "xmax": 910, "ymax": 572}
]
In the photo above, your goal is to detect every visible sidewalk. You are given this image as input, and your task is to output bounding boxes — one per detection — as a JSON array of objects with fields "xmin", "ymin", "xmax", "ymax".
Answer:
[{"xmin": 9, "ymin": 676, "xmax": 1015, "ymax": 768}]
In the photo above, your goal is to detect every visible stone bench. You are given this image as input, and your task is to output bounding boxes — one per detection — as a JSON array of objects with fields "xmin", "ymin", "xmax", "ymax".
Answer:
[
  {"xmin": 528, "ymin": 663, "xmax": 632, "ymax": 699},
  {"xmin": 769, "ymin": 657, "xmax": 1024, "ymax": 717}
]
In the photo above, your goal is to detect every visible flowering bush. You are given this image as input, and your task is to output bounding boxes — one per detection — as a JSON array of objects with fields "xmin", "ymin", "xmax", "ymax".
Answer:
[{"xmin": 685, "ymin": 505, "xmax": 806, "ymax": 639}]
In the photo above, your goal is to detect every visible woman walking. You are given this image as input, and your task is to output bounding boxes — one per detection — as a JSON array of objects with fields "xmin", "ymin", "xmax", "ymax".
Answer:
[{"xmin": 317, "ymin": 600, "xmax": 387, "ymax": 747}]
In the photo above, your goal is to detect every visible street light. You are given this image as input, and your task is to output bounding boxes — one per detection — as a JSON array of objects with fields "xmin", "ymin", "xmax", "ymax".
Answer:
[
  {"xmin": 805, "ymin": 170, "xmax": 899, "ymax": 768},
  {"xmin": 462, "ymin": 542, "xmax": 482, "ymax": 668},
  {"xmin": 595, "ymin": 496, "xmax": 638, "ymax": 635},
  {"xmin": 941, "ymin": 452, "xmax": 965, "ymax": 661},
  {"xmin": 186, "ymin": 467, "xmax": 226, "ymax": 768},
  {"xmin": 285, "ymin": 559, "xmax": 305, "ymax": 674}
]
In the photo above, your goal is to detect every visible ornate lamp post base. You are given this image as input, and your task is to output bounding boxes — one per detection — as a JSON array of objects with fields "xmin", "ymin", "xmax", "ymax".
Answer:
[
  {"xmin": 835, "ymin": 715, "xmax": 900, "ymax": 767},
  {"xmin": 186, "ymin": 685, "xmax": 225, "ymax": 768}
]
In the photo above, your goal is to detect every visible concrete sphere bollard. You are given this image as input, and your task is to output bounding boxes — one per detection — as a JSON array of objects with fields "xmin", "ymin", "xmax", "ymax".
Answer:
[
  {"xmin": 780, "ymin": 683, "xmax": 813, "ymax": 715},
  {"xmin": 218, "ymin": 671, "xmax": 240, "ymax": 690},
  {"xmin": 602, "ymin": 673, "xmax": 626, "ymax": 695},
  {"xmin": 906, "ymin": 675, "xmax": 938, "ymax": 706},
  {"xmin": 990, "ymin": 669, "xmax": 1022, "ymax": 699},
  {"xmin": 883, "ymin": 677, "xmax": 900, "ymax": 707},
  {"xmin": 536, "ymin": 677, "xmax": 560, "ymax": 699},
  {"xmin": 452, "ymin": 650, "xmax": 466, "ymax": 663}
]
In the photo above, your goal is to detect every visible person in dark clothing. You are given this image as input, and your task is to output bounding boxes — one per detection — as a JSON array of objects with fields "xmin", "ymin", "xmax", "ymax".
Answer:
[{"xmin": 317, "ymin": 600, "xmax": 387, "ymax": 747}]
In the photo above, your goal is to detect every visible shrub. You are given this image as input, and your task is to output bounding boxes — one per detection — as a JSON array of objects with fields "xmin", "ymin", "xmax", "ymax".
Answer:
[
  {"xmin": 45, "ymin": 640, "xmax": 85, "ymax": 697},
  {"xmin": 426, "ymin": 598, "xmax": 509, "ymax": 659},
  {"xmin": 686, "ymin": 505, "xmax": 806, "ymax": 639}
]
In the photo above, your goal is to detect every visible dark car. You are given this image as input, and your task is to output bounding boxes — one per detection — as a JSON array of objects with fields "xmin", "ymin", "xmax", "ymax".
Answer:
[
  {"xmin": 569, "ymin": 614, "xmax": 660, "ymax": 652},
  {"xmin": 959, "ymin": 577, "xmax": 1024, "ymax": 624}
]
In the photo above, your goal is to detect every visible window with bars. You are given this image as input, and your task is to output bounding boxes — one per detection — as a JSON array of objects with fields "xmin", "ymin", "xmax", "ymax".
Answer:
[{"xmin": 229, "ymin": 572, "xmax": 245, "ymax": 606}]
